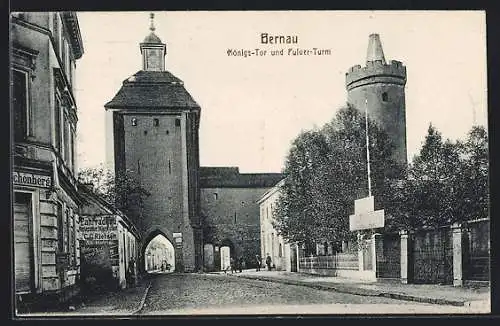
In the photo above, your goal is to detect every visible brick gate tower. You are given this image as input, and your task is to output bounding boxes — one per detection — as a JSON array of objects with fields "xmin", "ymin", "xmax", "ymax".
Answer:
[
  {"xmin": 104, "ymin": 14, "xmax": 203, "ymax": 272},
  {"xmin": 346, "ymin": 34, "xmax": 408, "ymax": 165}
]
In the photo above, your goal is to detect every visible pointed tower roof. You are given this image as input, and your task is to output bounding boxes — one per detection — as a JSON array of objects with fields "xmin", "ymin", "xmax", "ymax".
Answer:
[
  {"xmin": 143, "ymin": 13, "xmax": 163, "ymax": 44},
  {"xmin": 366, "ymin": 33, "xmax": 386, "ymax": 64},
  {"xmin": 105, "ymin": 13, "xmax": 200, "ymax": 111}
]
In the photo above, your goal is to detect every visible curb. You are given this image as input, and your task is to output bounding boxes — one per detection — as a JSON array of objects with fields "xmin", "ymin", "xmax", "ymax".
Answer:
[
  {"xmin": 132, "ymin": 281, "xmax": 152, "ymax": 315},
  {"xmin": 231, "ymin": 274, "xmax": 471, "ymax": 307}
]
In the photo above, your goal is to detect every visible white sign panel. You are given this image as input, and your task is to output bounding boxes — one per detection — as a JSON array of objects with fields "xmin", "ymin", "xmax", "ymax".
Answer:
[
  {"xmin": 349, "ymin": 209, "xmax": 385, "ymax": 231},
  {"xmin": 354, "ymin": 196, "xmax": 374, "ymax": 214},
  {"xmin": 13, "ymin": 171, "xmax": 52, "ymax": 188}
]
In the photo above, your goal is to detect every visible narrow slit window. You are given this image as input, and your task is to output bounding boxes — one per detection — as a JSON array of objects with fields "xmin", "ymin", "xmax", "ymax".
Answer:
[
  {"xmin": 382, "ymin": 92, "xmax": 388, "ymax": 102},
  {"xmin": 168, "ymin": 160, "xmax": 171, "ymax": 174},
  {"xmin": 153, "ymin": 118, "xmax": 159, "ymax": 127},
  {"xmin": 234, "ymin": 212, "xmax": 237, "ymax": 224},
  {"xmin": 131, "ymin": 118, "xmax": 137, "ymax": 126}
]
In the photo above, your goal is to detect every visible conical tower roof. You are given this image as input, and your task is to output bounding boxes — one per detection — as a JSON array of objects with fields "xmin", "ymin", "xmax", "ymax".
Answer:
[{"xmin": 366, "ymin": 33, "xmax": 386, "ymax": 64}]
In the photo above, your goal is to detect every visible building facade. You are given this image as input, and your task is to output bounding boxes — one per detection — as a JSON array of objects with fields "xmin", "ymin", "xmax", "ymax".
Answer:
[
  {"xmin": 79, "ymin": 185, "xmax": 140, "ymax": 292},
  {"xmin": 200, "ymin": 167, "xmax": 283, "ymax": 271},
  {"xmin": 105, "ymin": 15, "xmax": 203, "ymax": 273},
  {"xmin": 257, "ymin": 179, "xmax": 294, "ymax": 271},
  {"xmin": 11, "ymin": 12, "xmax": 84, "ymax": 310},
  {"xmin": 345, "ymin": 33, "xmax": 408, "ymax": 165}
]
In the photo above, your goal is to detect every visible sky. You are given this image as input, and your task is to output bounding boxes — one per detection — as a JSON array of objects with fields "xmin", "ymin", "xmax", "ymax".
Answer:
[{"xmin": 75, "ymin": 11, "xmax": 487, "ymax": 173}]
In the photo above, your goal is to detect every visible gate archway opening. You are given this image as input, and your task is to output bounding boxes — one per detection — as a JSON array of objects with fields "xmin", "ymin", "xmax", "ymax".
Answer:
[{"xmin": 144, "ymin": 234, "xmax": 175, "ymax": 274}]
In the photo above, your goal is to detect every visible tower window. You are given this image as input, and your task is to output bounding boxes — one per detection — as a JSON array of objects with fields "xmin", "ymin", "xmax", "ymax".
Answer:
[
  {"xmin": 213, "ymin": 193, "xmax": 218, "ymax": 200},
  {"xmin": 153, "ymin": 118, "xmax": 159, "ymax": 126},
  {"xmin": 144, "ymin": 130, "xmax": 148, "ymax": 135},
  {"xmin": 166, "ymin": 130, "xmax": 170, "ymax": 135},
  {"xmin": 175, "ymin": 118, "xmax": 181, "ymax": 127},
  {"xmin": 131, "ymin": 118, "xmax": 137, "ymax": 126},
  {"xmin": 382, "ymin": 92, "xmax": 388, "ymax": 102},
  {"xmin": 168, "ymin": 160, "xmax": 171, "ymax": 174}
]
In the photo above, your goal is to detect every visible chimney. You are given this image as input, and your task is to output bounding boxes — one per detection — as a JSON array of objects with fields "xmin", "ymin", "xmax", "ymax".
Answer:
[{"xmin": 366, "ymin": 33, "xmax": 386, "ymax": 64}]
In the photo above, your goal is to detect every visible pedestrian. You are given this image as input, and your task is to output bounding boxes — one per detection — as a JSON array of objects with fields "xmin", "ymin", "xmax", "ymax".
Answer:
[
  {"xmin": 266, "ymin": 254, "xmax": 272, "ymax": 271},
  {"xmin": 230, "ymin": 257, "xmax": 236, "ymax": 274},
  {"xmin": 238, "ymin": 257, "xmax": 244, "ymax": 273},
  {"xmin": 255, "ymin": 254, "xmax": 261, "ymax": 272},
  {"xmin": 127, "ymin": 258, "xmax": 136, "ymax": 287}
]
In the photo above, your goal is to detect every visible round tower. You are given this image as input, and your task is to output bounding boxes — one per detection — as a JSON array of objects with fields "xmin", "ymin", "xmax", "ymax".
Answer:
[{"xmin": 346, "ymin": 34, "xmax": 407, "ymax": 165}]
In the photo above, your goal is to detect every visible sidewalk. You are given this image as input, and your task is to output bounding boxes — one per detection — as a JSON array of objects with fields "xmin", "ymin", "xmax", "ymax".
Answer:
[
  {"xmin": 228, "ymin": 270, "xmax": 491, "ymax": 309},
  {"xmin": 18, "ymin": 277, "xmax": 153, "ymax": 317}
]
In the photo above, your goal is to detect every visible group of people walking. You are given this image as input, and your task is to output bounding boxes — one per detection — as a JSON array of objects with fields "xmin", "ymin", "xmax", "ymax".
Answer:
[
  {"xmin": 255, "ymin": 254, "xmax": 274, "ymax": 271},
  {"xmin": 225, "ymin": 254, "xmax": 275, "ymax": 273},
  {"xmin": 226, "ymin": 256, "xmax": 246, "ymax": 274}
]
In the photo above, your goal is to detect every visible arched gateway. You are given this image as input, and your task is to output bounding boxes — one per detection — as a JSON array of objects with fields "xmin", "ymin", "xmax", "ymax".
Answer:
[{"xmin": 105, "ymin": 14, "xmax": 203, "ymax": 272}]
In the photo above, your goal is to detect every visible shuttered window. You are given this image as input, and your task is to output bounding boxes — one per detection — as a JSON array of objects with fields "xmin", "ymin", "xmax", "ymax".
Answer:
[{"xmin": 14, "ymin": 192, "xmax": 33, "ymax": 293}]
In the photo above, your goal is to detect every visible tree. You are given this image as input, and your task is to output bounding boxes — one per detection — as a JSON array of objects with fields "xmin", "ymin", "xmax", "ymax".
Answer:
[
  {"xmin": 403, "ymin": 124, "xmax": 489, "ymax": 228},
  {"xmin": 273, "ymin": 104, "xmax": 405, "ymax": 248},
  {"xmin": 77, "ymin": 164, "xmax": 151, "ymax": 222}
]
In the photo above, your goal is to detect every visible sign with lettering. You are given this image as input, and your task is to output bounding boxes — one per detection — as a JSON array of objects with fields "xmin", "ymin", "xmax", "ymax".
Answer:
[
  {"xmin": 350, "ymin": 209, "xmax": 385, "ymax": 231},
  {"xmin": 80, "ymin": 216, "xmax": 117, "ymax": 242},
  {"xmin": 349, "ymin": 196, "xmax": 384, "ymax": 231},
  {"xmin": 13, "ymin": 171, "xmax": 52, "ymax": 188}
]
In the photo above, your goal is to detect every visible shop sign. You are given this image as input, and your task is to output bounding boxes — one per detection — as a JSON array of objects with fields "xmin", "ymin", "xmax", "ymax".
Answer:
[
  {"xmin": 80, "ymin": 216, "xmax": 117, "ymax": 242},
  {"xmin": 13, "ymin": 171, "xmax": 52, "ymax": 188}
]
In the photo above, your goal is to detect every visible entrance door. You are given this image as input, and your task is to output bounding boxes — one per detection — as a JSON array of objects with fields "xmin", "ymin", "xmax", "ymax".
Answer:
[
  {"xmin": 14, "ymin": 192, "xmax": 33, "ymax": 294},
  {"xmin": 220, "ymin": 246, "xmax": 230, "ymax": 271}
]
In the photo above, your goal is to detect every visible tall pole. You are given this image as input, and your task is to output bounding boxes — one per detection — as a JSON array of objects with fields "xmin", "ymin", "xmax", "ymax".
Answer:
[{"xmin": 365, "ymin": 98, "xmax": 372, "ymax": 197}]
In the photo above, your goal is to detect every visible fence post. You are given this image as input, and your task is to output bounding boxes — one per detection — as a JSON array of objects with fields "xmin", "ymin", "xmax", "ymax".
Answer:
[
  {"xmin": 357, "ymin": 232, "xmax": 364, "ymax": 272},
  {"xmin": 452, "ymin": 223, "xmax": 463, "ymax": 287},
  {"xmin": 296, "ymin": 242, "xmax": 300, "ymax": 273},
  {"xmin": 400, "ymin": 230, "xmax": 409, "ymax": 284},
  {"xmin": 372, "ymin": 233, "xmax": 382, "ymax": 278}
]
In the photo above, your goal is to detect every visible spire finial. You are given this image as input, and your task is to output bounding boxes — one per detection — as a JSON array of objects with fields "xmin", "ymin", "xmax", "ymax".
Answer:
[{"xmin": 149, "ymin": 12, "xmax": 155, "ymax": 32}]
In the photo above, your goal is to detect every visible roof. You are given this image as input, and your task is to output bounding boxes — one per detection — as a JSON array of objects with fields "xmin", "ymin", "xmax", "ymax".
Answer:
[
  {"xmin": 142, "ymin": 31, "xmax": 162, "ymax": 44},
  {"xmin": 257, "ymin": 178, "xmax": 286, "ymax": 204},
  {"xmin": 104, "ymin": 70, "xmax": 200, "ymax": 110},
  {"xmin": 200, "ymin": 166, "xmax": 284, "ymax": 188},
  {"xmin": 366, "ymin": 33, "xmax": 386, "ymax": 64}
]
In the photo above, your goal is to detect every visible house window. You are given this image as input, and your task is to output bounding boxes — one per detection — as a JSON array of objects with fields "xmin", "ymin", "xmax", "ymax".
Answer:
[
  {"xmin": 153, "ymin": 118, "xmax": 159, "ymax": 127},
  {"xmin": 54, "ymin": 96, "xmax": 62, "ymax": 151},
  {"xmin": 131, "ymin": 118, "xmax": 137, "ymax": 126},
  {"xmin": 175, "ymin": 118, "xmax": 181, "ymax": 127},
  {"xmin": 213, "ymin": 193, "xmax": 218, "ymax": 200},
  {"xmin": 63, "ymin": 114, "xmax": 71, "ymax": 166},
  {"xmin": 12, "ymin": 69, "xmax": 29, "ymax": 141},
  {"xmin": 382, "ymin": 92, "xmax": 388, "ymax": 102},
  {"xmin": 57, "ymin": 202, "xmax": 64, "ymax": 252}
]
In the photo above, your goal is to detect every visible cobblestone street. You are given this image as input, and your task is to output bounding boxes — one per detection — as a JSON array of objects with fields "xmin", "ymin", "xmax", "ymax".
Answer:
[{"xmin": 137, "ymin": 273, "xmax": 476, "ymax": 315}]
